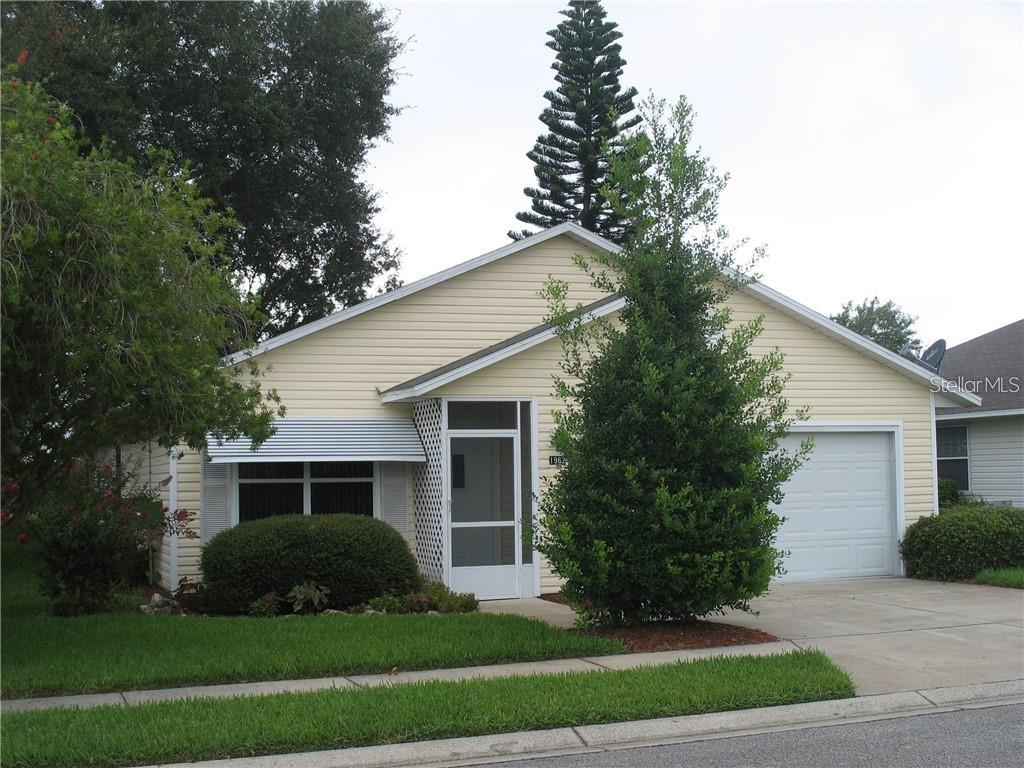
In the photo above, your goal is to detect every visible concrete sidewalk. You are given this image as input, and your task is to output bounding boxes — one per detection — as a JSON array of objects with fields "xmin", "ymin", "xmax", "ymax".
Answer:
[
  {"xmin": 137, "ymin": 679, "xmax": 1024, "ymax": 768},
  {"xmin": 1, "ymin": 640, "xmax": 798, "ymax": 713}
]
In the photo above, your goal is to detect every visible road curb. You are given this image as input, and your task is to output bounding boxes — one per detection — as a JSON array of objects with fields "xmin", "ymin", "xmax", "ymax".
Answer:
[{"xmin": 143, "ymin": 679, "xmax": 1023, "ymax": 768}]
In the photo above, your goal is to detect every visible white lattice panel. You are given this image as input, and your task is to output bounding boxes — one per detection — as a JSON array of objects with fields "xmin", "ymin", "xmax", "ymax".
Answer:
[{"xmin": 413, "ymin": 399, "xmax": 445, "ymax": 582}]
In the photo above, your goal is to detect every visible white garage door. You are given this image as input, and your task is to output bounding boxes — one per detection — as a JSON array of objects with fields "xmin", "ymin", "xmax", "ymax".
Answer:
[{"xmin": 774, "ymin": 431, "xmax": 897, "ymax": 581}]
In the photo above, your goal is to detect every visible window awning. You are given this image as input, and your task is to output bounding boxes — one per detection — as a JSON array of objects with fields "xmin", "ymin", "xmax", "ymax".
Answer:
[{"xmin": 206, "ymin": 418, "xmax": 426, "ymax": 464}]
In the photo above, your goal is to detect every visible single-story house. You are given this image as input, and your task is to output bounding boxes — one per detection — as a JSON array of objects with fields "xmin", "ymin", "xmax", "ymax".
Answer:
[
  {"xmin": 936, "ymin": 320, "xmax": 1023, "ymax": 506},
  {"xmin": 127, "ymin": 223, "xmax": 979, "ymax": 597}
]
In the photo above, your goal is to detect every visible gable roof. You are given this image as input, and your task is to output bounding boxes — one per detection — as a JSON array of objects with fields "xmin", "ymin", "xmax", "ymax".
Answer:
[
  {"xmin": 380, "ymin": 294, "xmax": 625, "ymax": 403},
  {"xmin": 224, "ymin": 222, "xmax": 616, "ymax": 366},
  {"xmin": 937, "ymin": 319, "xmax": 1024, "ymax": 416},
  {"xmin": 228, "ymin": 222, "xmax": 980, "ymax": 407}
]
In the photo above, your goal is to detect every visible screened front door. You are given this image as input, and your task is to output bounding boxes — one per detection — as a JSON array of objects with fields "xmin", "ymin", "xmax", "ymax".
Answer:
[{"xmin": 449, "ymin": 433, "xmax": 520, "ymax": 598}]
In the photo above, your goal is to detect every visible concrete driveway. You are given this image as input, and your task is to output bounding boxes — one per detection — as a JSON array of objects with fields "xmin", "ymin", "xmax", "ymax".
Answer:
[{"xmin": 721, "ymin": 578, "xmax": 1024, "ymax": 695}]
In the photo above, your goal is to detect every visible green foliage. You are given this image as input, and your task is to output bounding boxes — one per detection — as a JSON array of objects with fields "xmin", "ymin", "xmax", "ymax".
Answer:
[
  {"xmin": 937, "ymin": 477, "xmax": 962, "ymax": 507},
  {"xmin": 535, "ymin": 97, "xmax": 806, "ymax": 625},
  {"xmin": 247, "ymin": 593, "xmax": 281, "ymax": 618},
  {"xmin": 4, "ymin": 460, "xmax": 192, "ymax": 615},
  {"xmin": 287, "ymin": 582, "xmax": 330, "ymax": 615},
  {"xmin": 2, "ymin": 1, "xmax": 402, "ymax": 334},
  {"xmin": 420, "ymin": 581, "xmax": 479, "ymax": 613},
  {"xmin": 512, "ymin": 0, "xmax": 640, "ymax": 243},
  {"xmin": 201, "ymin": 515, "xmax": 420, "ymax": 614},
  {"xmin": 0, "ymin": 74, "xmax": 283, "ymax": 506},
  {"xmin": 831, "ymin": 297, "xmax": 922, "ymax": 354},
  {"xmin": 899, "ymin": 505, "xmax": 1024, "ymax": 581},
  {"xmin": 975, "ymin": 567, "xmax": 1024, "ymax": 589},
  {"xmin": 0, "ymin": 651, "xmax": 853, "ymax": 768},
  {"xmin": 366, "ymin": 582, "xmax": 478, "ymax": 614}
]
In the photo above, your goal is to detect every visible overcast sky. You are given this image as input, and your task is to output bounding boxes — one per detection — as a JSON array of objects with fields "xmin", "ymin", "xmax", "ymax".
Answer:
[{"xmin": 366, "ymin": 1, "xmax": 1022, "ymax": 348}]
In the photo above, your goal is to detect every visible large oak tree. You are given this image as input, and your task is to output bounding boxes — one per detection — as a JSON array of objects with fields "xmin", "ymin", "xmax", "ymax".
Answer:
[{"xmin": 2, "ymin": 1, "xmax": 402, "ymax": 334}]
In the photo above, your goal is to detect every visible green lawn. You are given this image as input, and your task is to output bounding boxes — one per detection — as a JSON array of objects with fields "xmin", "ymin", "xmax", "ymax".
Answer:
[
  {"xmin": 975, "ymin": 567, "xmax": 1024, "ymax": 589},
  {"xmin": 1, "ymin": 650, "xmax": 854, "ymax": 768},
  {"xmin": 1, "ymin": 543, "xmax": 622, "ymax": 698}
]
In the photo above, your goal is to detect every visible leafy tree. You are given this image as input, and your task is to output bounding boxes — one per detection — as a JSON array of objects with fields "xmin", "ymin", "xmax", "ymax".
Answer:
[
  {"xmin": 535, "ymin": 98, "xmax": 806, "ymax": 625},
  {"xmin": 511, "ymin": 0, "xmax": 640, "ymax": 243},
  {"xmin": 2, "ymin": 1, "xmax": 401, "ymax": 334},
  {"xmin": 831, "ymin": 297, "xmax": 921, "ymax": 354},
  {"xmin": 1, "ymin": 75, "xmax": 283, "ymax": 505}
]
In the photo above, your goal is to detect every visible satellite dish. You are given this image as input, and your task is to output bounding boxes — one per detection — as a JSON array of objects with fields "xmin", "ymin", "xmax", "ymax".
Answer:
[{"xmin": 921, "ymin": 339, "xmax": 947, "ymax": 372}]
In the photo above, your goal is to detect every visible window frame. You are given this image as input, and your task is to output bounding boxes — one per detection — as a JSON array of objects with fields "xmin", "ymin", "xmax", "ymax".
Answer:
[
  {"xmin": 936, "ymin": 425, "xmax": 970, "ymax": 492},
  {"xmin": 231, "ymin": 461, "xmax": 380, "ymax": 525}
]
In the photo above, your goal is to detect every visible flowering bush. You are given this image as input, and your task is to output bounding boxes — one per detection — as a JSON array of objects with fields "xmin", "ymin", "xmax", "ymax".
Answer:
[{"xmin": 3, "ymin": 460, "xmax": 196, "ymax": 615}]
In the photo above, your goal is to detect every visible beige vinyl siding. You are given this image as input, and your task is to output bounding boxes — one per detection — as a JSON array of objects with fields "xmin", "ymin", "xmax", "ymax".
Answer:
[
  {"xmin": 944, "ymin": 416, "xmax": 1024, "ymax": 507},
  {"xmin": 175, "ymin": 448, "xmax": 204, "ymax": 582},
  {"xmin": 112, "ymin": 443, "xmax": 174, "ymax": 588},
  {"xmin": 435, "ymin": 289, "xmax": 937, "ymax": 594},
  {"xmin": 236, "ymin": 236, "xmax": 607, "ymax": 416}
]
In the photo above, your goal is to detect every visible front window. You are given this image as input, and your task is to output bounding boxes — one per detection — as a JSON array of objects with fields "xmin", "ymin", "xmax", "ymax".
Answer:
[
  {"xmin": 936, "ymin": 426, "xmax": 969, "ymax": 491},
  {"xmin": 236, "ymin": 461, "xmax": 375, "ymax": 523}
]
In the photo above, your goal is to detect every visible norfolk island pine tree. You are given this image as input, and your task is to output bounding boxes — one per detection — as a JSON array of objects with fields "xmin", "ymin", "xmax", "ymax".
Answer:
[{"xmin": 511, "ymin": 0, "xmax": 641, "ymax": 243}]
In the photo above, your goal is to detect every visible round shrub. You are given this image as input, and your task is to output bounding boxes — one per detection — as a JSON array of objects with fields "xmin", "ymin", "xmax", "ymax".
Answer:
[
  {"xmin": 899, "ymin": 505, "xmax": 1024, "ymax": 581},
  {"xmin": 201, "ymin": 514, "xmax": 420, "ymax": 614}
]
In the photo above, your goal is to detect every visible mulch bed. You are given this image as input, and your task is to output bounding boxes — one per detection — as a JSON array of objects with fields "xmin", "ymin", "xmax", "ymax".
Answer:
[
  {"xmin": 541, "ymin": 592, "xmax": 778, "ymax": 652},
  {"xmin": 580, "ymin": 620, "xmax": 778, "ymax": 653}
]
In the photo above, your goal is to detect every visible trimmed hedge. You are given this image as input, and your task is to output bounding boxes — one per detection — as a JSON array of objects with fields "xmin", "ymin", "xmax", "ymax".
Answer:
[
  {"xmin": 899, "ymin": 505, "xmax": 1024, "ymax": 581},
  {"xmin": 201, "ymin": 515, "xmax": 420, "ymax": 614}
]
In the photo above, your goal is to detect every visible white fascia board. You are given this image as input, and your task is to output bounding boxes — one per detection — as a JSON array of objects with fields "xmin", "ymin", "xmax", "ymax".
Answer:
[
  {"xmin": 935, "ymin": 408, "xmax": 1024, "ymax": 421},
  {"xmin": 223, "ymin": 222, "xmax": 615, "ymax": 366},
  {"xmin": 738, "ymin": 280, "xmax": 982, "ymax": 408},
  {"xmin": 380, "ymin": 296, "xmax": 626, "ymax": 402},
  {"xmin": 225, "ymin": 218, "xmax": 980, "ymax": 408}
]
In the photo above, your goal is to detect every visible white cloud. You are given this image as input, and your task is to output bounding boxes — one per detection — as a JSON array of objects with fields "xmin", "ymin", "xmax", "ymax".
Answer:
[{"xmin": 368, "ymin": 1, "xmax": 1023, "ymax": 346}]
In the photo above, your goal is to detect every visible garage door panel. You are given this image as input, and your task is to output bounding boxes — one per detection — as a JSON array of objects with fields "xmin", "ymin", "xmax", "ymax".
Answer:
[{"xmin": 775, "ymin": 431, "xmax": 896, "ymax": 582}]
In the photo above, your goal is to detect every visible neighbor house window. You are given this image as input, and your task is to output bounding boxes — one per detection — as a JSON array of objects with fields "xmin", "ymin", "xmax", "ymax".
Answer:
[
  {"xmin": 936, "ymin": 426, "xmax": 969, "ymax": 491},
  {"xmin": 236, "ymin": 462, "xmax": 375, "ymax": 523}
]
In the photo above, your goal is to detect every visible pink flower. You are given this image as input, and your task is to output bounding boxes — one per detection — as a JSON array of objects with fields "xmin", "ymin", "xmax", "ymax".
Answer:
[
  {"xmin": 101, "ymin": 490, "xmax": 115, "ymax": 503},
  {"xmin": 0, "ymin": 507, "xmax": 11, "ymax": 523},
  {"xmin": 17, "ymin": 533, "xmax": 28, "ymax": 543},
  {"xmin": 100, "ymin": 463, "xmax": 113, "ymax": 475}
]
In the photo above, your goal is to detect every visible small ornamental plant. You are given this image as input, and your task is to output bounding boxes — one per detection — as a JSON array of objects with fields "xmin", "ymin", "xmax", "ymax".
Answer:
[{"xmin": 3, "ymin": 459, "xmax": 196, "ymax": 615}]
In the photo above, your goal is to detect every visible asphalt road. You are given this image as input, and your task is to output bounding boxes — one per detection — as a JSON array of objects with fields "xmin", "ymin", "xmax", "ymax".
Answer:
[{"xmin": 496, "ymin": 704, "xmax": 1024, "ymax": 768}]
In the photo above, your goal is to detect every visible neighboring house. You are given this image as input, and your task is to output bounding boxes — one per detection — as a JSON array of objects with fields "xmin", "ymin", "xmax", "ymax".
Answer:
[
  {"xmin": 936, "ymin": 320, "xmax": 1024, "ymax": 507},
  {"xmin": 128, "ymin": 223, "xmax": 978, "ymax": 596}
]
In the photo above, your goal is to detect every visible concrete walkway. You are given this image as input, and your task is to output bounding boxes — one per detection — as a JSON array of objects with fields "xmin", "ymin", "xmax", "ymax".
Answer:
[
  {"xmin": 1, "ymin": 640, "xmax": 797, "ymax": 713},
  {"xmin": 484, "ymin": 579, "xmax": 1024, "ymax": 696},
  {"xmin": 719, "ymin": 578, "xmax": 1024, "ymax": 695}
]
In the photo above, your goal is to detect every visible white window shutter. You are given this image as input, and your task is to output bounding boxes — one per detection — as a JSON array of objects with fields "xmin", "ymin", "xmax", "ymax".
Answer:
[
  {"xmin": 201, "ymin": 459, "xmax": 231, "ymax": 543},
  {"xmin": 379, "ymin": 463, "xmax": 409, "ymax": 540}
]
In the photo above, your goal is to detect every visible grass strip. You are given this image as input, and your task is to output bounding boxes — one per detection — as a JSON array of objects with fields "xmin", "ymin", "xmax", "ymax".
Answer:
[
  {"xmin": 1, "ymin": 650, "xmax": 854, "ymax": 768},
  {"xmin": 975, "ymin": 567, "xmax": 1024, "ymax": 589},
  {"xmin": 1, "ymin": 542, "xmax": 622, "ymax": 698},
  {"xmin": 2, "ymin": 611, "xmax": 624, "ymax": 699}
]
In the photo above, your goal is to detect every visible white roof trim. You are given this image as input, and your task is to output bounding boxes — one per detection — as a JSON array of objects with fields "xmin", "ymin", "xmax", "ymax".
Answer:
[
  {"xmin": 734, "ymin": 280, "xmax": 981, "ymax": 407},
  {"xmin": 380, "ymin": 297, "xmax": 627, "ymax": 403},
  {"xmin": 227, "ymin": 220, "xmax": 980, "ymax": 407},
  {"xmin": 224, "ymin": 222, "xmax": 616, "ymax": 366},
  {"xmin": 935, "ymin": 408, "xmax": 1024, "ymax": 421}
]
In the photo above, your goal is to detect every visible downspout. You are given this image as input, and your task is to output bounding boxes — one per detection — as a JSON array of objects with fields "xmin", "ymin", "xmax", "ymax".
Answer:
[{"xmin": 169, "ymin": 449, "xmax": 179, "ymax": 590}]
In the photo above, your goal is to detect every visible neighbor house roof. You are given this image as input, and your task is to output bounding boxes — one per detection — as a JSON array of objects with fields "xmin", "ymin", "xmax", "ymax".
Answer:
[
  {"xmin": 206, "ymin": 418, "xmax": 426, "ymax": 463},
  {"xmin": 225, "ymin": 222, "xmax": 980, "ymax": 407},
  {"xmin": 937, "ymin": 319, "xmax": 1024, "ymax": 418}
]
